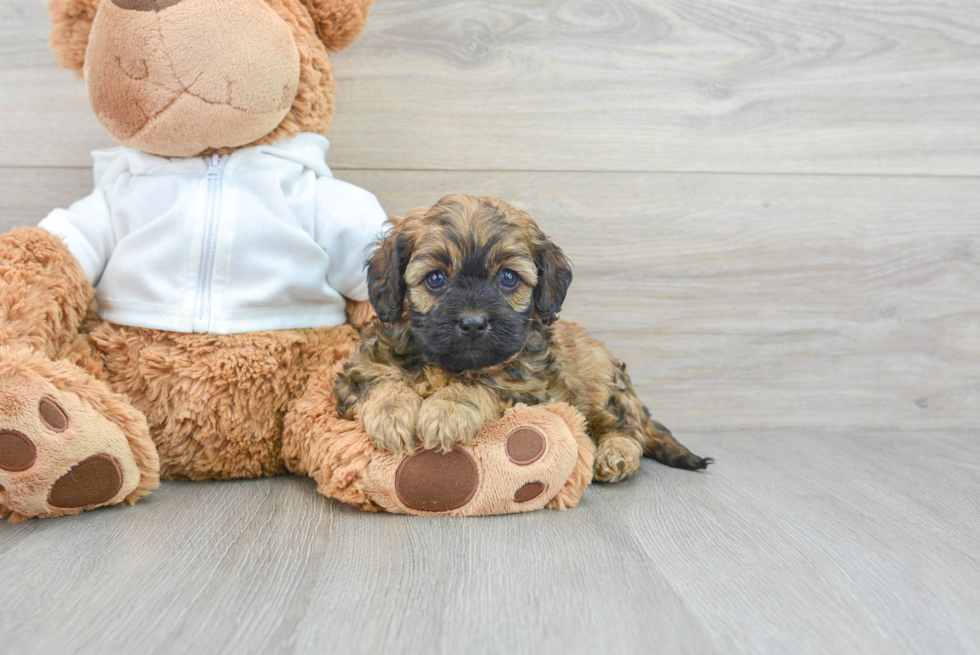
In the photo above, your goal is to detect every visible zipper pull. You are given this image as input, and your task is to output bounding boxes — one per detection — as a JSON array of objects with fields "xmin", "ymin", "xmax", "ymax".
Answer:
[{"xmin": 205, "ymin": 154, "xmax": 226, "ymax": 179}]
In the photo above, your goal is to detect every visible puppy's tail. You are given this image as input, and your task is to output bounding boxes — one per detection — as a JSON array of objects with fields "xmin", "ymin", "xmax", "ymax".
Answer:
[{"xmin": 641, "ymin": 413, "xmax": 713, "ymax": 471}]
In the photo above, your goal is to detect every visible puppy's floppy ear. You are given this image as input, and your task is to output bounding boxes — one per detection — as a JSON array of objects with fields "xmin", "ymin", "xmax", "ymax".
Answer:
[
  {"xmin": 299, "ymin": 0, "xmax": 372, "ymax": 52},
  {"xmin": 532, "ymin": 232, "xmax": 573, "ymax": 325},
  {"xmin": 366, "ymin": 222, "xmax": 411, "ymax": 323},
  {"xmin": 48, "ymin": 0, "xmax": 101, "ymax": 74}
]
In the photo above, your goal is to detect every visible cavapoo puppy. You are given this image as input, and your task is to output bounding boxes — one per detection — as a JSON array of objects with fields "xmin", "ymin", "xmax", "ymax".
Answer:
[{"xmin": 334, "ymin": 195, "xmax": 711, "ymax": 482}]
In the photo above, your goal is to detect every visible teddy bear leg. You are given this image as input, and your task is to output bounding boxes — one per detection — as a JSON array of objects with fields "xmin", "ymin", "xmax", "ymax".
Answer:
[
  {"xmin": 283, "ymin": 358, "xmax": 383, "ymax": 511},
  {"xmin": 0, "ymin": 227, "xmax": 159, "ymax": 521},
  {"xmin": 364, "ymin": 403, "xmax": 595, "ymax": 516},
  {"xmin": 284, "ymin": 353, "xmax": 595, "ymax": 516},
  {"xmin": 0, "ymin": 344, "xmax": 159, "ymax": 522}
]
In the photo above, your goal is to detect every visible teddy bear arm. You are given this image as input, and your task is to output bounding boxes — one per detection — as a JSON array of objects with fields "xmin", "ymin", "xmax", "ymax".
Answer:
[
  {"xmin": 0, "ymin": 227, "xmax": 94, "ymax": 359},
  {"xmin": 344, "ymin": 298, "xmax": 377, "ymax": 329},
  {"xmin": 0, "ymin": 225, "xmax": 159, "ymax": 522}
]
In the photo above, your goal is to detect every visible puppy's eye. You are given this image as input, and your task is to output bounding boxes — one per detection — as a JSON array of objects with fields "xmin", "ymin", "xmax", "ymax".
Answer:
[
  {"xmin": 425, "ymin": 270, "xmax": 447, "ymax": 290},
  {"xmin": 499, "ymin": 268, "xmax": 519, "ymax": 289}
]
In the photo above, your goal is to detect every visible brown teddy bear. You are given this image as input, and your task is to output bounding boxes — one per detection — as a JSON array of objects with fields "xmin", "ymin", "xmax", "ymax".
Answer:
[{"xmin": 0, "ymin": 0, "xmax": 593, "ymax": 521}]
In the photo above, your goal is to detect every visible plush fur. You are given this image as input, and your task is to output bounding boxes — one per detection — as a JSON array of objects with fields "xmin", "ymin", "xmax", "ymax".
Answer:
[
  {"xmin": 47, "ymin": 0, "xmax": 370, "ymax": 157},
  {"xmin": 283, "ymin": 362, "xmax": 595, "ymax": 515},
  {"xmin": 0, "ymin": 227, "xmax": 92, "ymax": 358},
  {"xmin": 335, "ymin": 196, "xmax": 712, "ymax": 482},
  {"xmin": 0, "ymin": 342, "xmax": 158, "ymax": 522},
  {"xmin": 1, "ymin": 2, "xmax": 593, "ymax": 519}
]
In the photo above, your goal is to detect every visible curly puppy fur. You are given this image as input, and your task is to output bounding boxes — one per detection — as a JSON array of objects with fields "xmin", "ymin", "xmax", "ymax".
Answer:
[{"xmin": 335, "ymin": 195, "xmax": 712, "ymax": 483}]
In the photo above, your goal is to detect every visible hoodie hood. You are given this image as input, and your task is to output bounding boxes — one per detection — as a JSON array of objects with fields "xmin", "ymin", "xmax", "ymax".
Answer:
[{"xmin": 92, "ymin": 133, "xmax": 333, "ymax": 185}]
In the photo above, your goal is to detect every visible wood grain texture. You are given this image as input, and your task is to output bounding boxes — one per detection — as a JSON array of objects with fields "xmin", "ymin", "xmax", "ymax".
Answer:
[
  {"xmin": 333, "ymin": 0, "xmax": 980, "ymax": 175},
  {"xmin": 1, "ymin": 431, "xmax": 978, "ymax": 655},
  {"xmin": 3, "ymin": 0, "xmax": 980, "ymax": 173},
  {"xmin": 3, "ymin": 167, "xmax": 977, "ymax": 433}
]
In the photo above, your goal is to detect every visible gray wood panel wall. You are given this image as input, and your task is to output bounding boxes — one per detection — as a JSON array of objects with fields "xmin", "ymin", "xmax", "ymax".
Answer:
[{"xmin": 2, "ymin": 0, "xmax": 976, "ymax": 434}]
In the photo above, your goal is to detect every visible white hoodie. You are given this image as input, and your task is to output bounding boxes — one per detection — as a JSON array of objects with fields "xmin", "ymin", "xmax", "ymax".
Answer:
[{"xmin": 39, "ymin": 133, "xmax": 387, "ymax": 335}]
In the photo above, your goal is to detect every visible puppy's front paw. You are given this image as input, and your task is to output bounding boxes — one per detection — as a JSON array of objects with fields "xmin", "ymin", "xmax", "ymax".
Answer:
[
  {"xmin": 593, "ymin": 436, "xmax": 643, "ymax": 483},
  {"xmin": 416, "ymin": 397, "xmax": 485, "ymax": 453},
  {"xmin": 362, "ymin": 390, "xmax": 422, "ymax": 456}
]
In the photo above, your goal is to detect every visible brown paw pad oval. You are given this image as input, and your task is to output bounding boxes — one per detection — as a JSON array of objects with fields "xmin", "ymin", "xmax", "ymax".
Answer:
[
  {"xmin": 0, "ymin": 430, "xmax": 37, "ymax": 472},
  {"xmin": 48, "ymin": 454, "xmax": 123, "ymax": 509},
  {"xmin": 39, "ymin": 398, "xmax": 69, "ymax": 432},
  {"xmin": 394, "ymin": 447, "xmax": 479, "ymax": 512},
  {"xmin": 505, "ymin": 426, "xmax": 546, "ymax": 465},
  {"xmin": 514, "ymin": 481, "xmax": 546, "ymax": 503}
]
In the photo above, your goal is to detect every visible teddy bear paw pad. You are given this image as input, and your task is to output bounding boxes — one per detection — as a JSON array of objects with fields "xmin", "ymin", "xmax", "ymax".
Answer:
[
  {"xmin": 394, "ymin": 447, "xmax": 479, "ymax": 512},
  {"xmin": 0, "ymin": 376, "xmax": 141, "ymax": 520},
  {"xmin": 47, "ymin": 454, "xmax": 124, "ymax": 508},
  {"xmin": 367, "ymin": 406, "xmax": 581, "ymax": 516}
]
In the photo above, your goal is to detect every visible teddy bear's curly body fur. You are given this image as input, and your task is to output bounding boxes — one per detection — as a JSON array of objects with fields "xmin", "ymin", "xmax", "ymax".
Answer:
[{"xmin": 0, "ymin": 0, "xmax": 594, "ymax": 521}]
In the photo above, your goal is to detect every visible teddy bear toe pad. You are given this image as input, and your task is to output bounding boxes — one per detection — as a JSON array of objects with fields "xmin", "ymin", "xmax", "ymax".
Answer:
[
  {"xmin": 505, "ymin": 426, "xmax": 547, "ymax": 465},
  {"xmin": 368, "ymin": 406, "xmax": 580, "ymax": 517},
  {"xmin": 0, "ymin": 429, "xmax": 36, "ymax": 471},
  {"xmin": 0, "ymin": 376, "xmax": 140, "ymax": 520}
]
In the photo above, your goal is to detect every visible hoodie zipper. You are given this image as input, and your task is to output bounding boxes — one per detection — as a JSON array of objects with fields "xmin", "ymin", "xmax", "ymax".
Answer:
[{"xmin": 193, "ymin": 154, "xmax": 227, "ymax": 332}]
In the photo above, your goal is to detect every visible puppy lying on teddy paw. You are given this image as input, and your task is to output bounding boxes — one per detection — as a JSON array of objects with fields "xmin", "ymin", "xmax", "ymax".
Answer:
[
  {"xmin": 4, "ymin": 0, "xmax": 595, "ymax": 520},
  {"xmin": 335, "ymin": 194, "xmax": 712, "ymax": 485}
]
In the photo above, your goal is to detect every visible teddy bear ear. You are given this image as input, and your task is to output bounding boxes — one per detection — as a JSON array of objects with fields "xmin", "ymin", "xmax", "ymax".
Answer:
[
  {"xmin": 300, "ymin": 0, "xmax": 373, "ymax": 52},
  {"xmin": 48, "ymin": 0, "xmax": 101, "ymax": 74}
]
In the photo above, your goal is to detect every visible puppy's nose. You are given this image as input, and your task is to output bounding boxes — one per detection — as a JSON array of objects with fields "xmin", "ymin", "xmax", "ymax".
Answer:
[{"xmin": 459, "ymin": 314, "xmax": 489, "ymax": 335}]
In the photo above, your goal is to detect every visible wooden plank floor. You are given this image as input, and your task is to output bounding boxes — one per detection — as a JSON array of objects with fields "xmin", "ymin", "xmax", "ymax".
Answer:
[
  {"xmin": 1, "ymin": 0, "xmax": 979, "ymax": 653},
  {"xmin": 1, "ymin": 431, "xmax": 978, "ymax": 655}
]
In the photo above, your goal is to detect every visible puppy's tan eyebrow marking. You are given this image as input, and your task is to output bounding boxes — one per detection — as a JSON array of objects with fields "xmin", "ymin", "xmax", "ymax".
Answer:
[
  {"xmin": 481, "ymin": 237, "xmax": 536, "ymax": 278},
  {"xmin": 405, "ymin": 254, "xmax": 451, "ymax": 286},
  {"xmin": 506, "ymin": 285, "xmax": 534, "ymax": 312},
  {"xmin": 499, "ymin": 256, "xmax": 537, "ymax": 286}
]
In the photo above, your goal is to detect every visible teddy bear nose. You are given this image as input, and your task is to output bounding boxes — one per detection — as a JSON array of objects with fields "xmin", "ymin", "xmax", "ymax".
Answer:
[{"xmin": 111, "ymin": 0, "xmax": 184, "ymax": 11}]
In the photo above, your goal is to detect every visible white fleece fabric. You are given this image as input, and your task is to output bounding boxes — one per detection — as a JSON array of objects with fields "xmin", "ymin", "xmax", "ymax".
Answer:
[{"xmin": 39, "ymin": 133, "xmax": 387, "ymax": 334}]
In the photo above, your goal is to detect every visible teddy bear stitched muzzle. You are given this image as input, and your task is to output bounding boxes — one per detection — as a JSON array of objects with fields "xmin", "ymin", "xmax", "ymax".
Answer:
[{"xmin": 85, "ymin": 0, "xmax": 302, "ymax": 156}]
